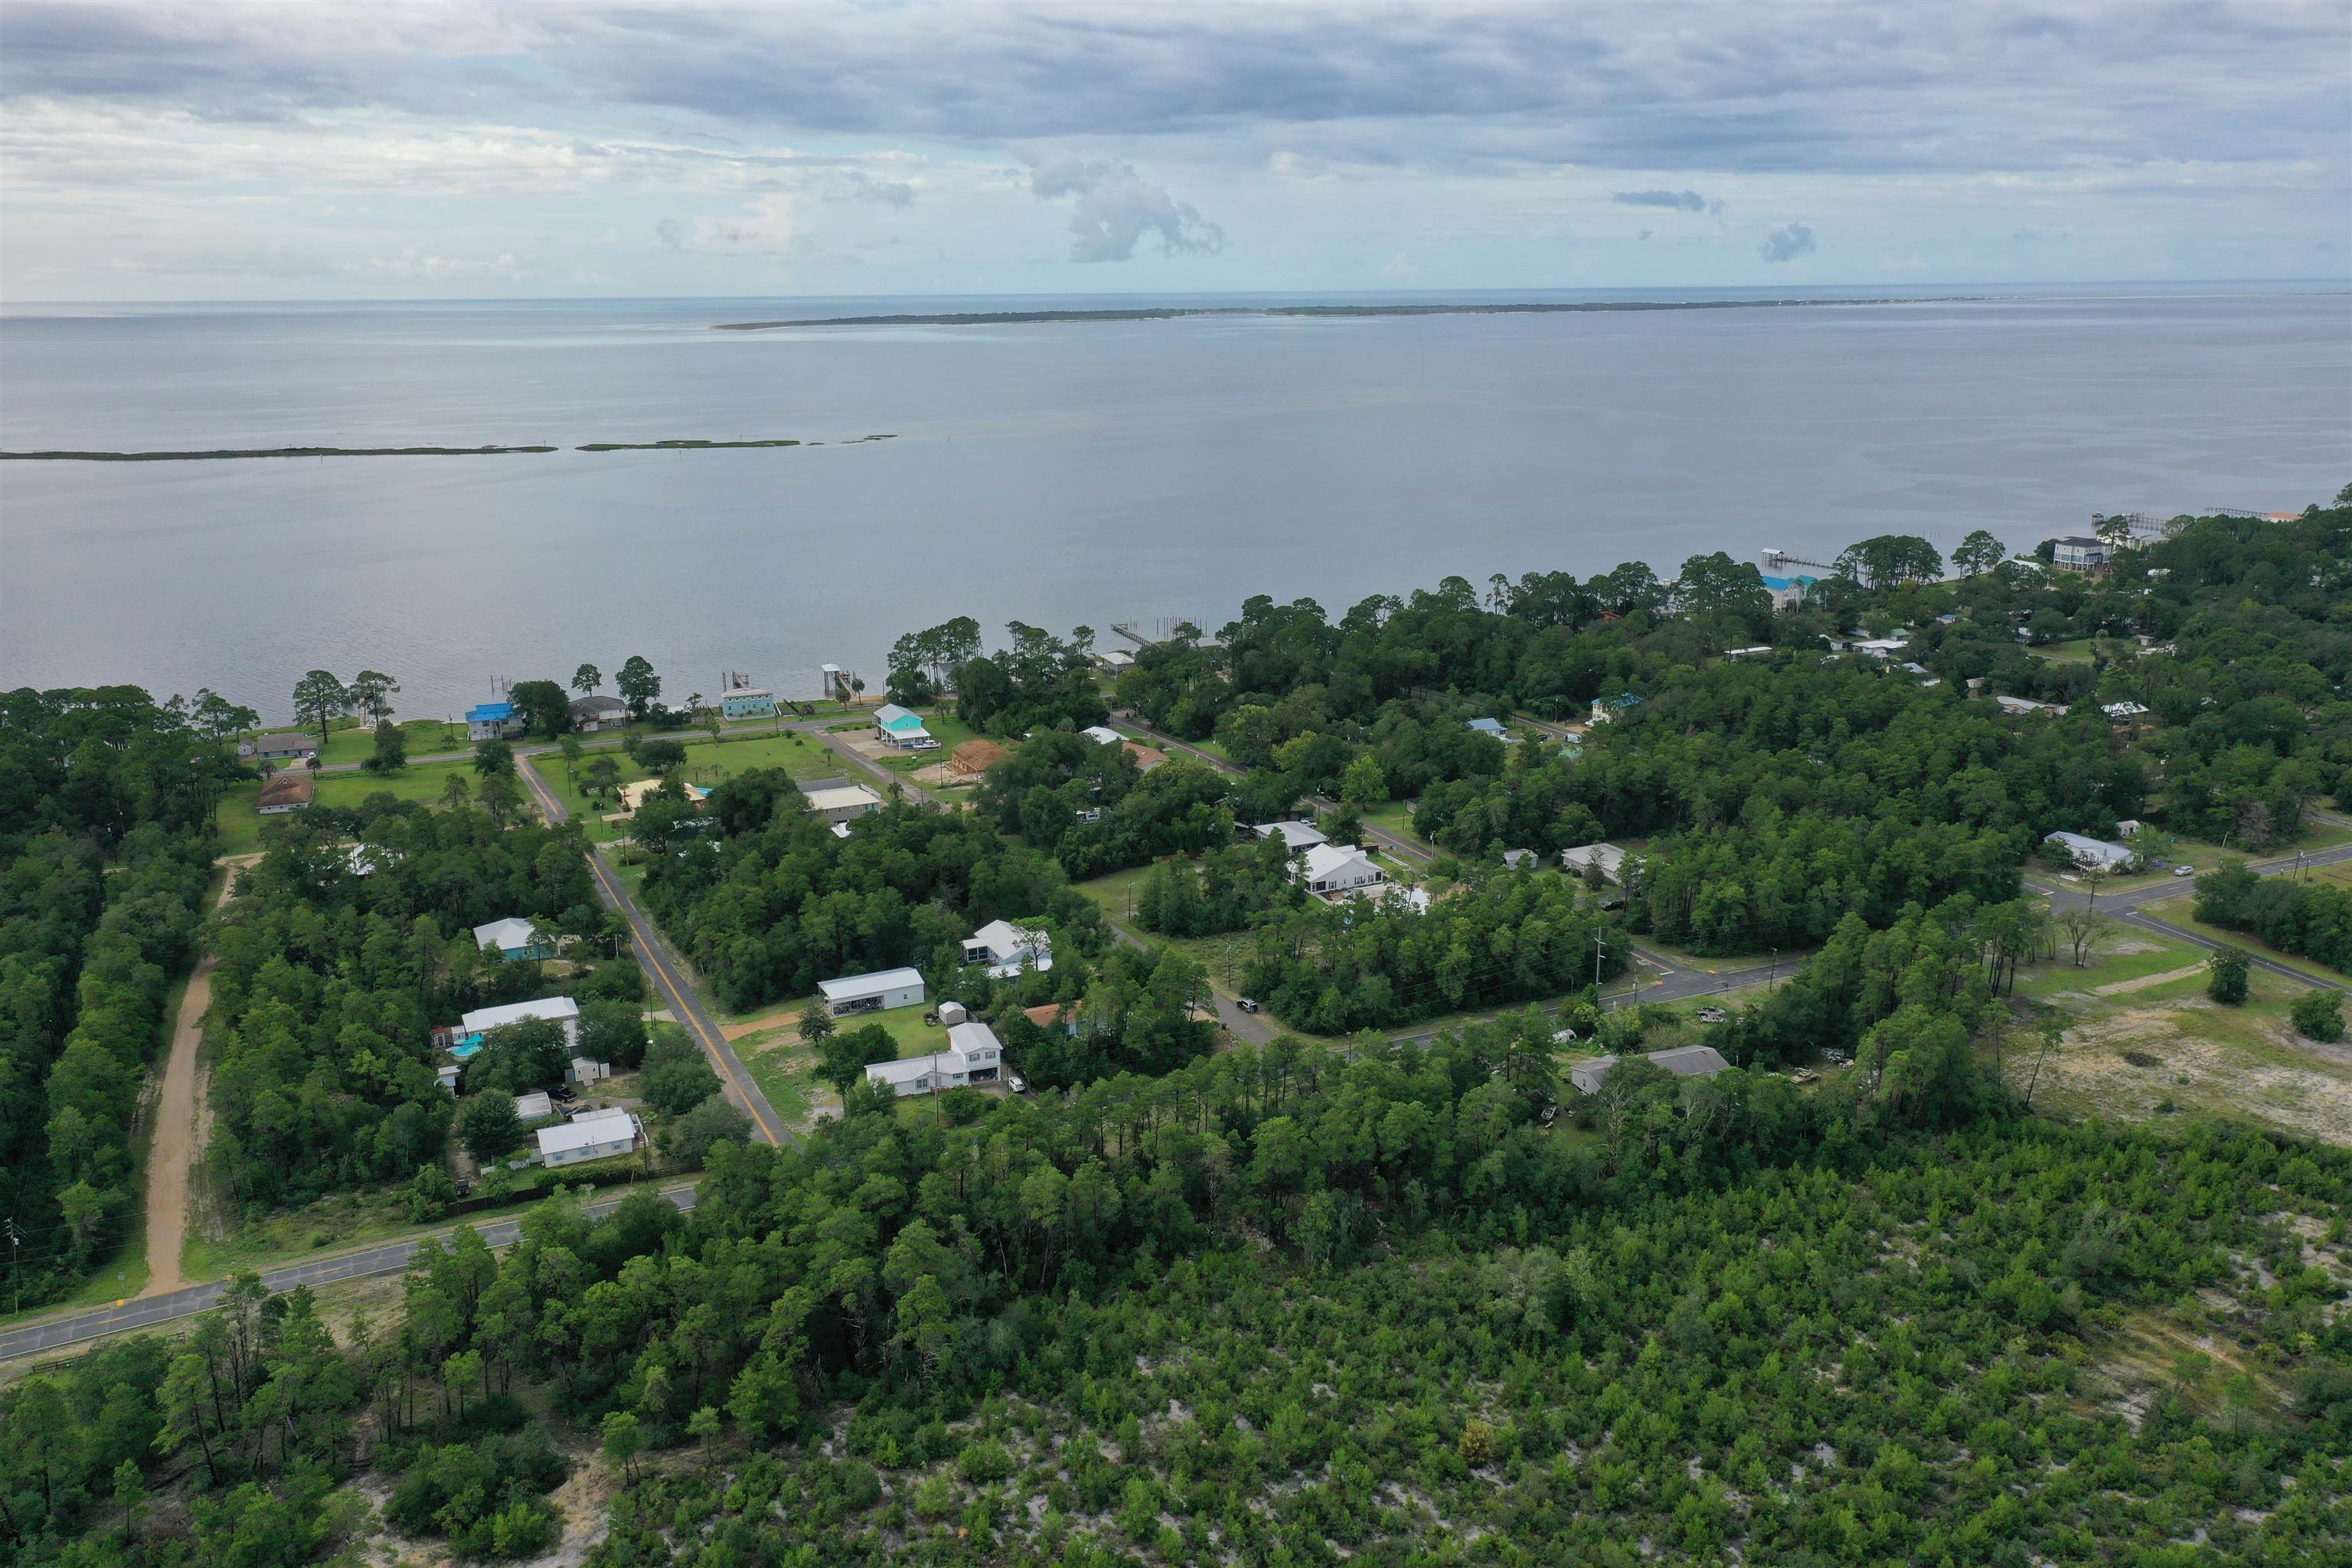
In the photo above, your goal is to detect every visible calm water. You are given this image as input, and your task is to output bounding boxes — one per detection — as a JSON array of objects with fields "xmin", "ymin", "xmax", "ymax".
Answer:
[{"xmin": 3, "ymin": 287, "xmax": 2347, "ymax": 724}]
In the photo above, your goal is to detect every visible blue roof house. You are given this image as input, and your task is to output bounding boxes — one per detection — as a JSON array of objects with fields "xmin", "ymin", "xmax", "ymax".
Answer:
[
  {"xmin": 1465, "ymin": 717, "xmax": 1508, "ymax": 738},
  {"xmin": 1760, "ymin": 573, "xmax": 1819, "ymax": 609},
  {"xmin": 466, "ymin": 701, "xmax": 522, "ymax": 742}
]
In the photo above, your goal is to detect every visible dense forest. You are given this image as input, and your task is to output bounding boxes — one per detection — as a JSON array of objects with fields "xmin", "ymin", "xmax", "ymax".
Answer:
[{"xmin": 7, "ymin": 500, "xmax": 2350, "ymax": 1566}]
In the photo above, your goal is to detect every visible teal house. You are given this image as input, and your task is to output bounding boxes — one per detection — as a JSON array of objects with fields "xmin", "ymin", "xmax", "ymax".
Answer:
[
  {"xmin": 874, "ymin": 703, "xmax": 937, "ymax": 750},
  {"xmin": 720, "ymin": 686, "xmax": 776, "ymax": 719}
]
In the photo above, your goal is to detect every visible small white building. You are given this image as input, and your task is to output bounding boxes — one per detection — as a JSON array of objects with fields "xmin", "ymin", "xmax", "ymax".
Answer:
[
  {"xmin": 1570, "ymin": 1044, "xmax": 1732, "ymax": 1096},
  {"xmin": 1723, "ymin": 645, "xmax": 1775, "ymax": 660},
  {"xmin": 2102, "ymin": 701, "xmax": 2151, "ymax": 721},
  {"xmin": 864, "ymin": 1011, "xmax": 1005, "ymax": 1096},
  {"xmin": 804, "ymin": 784, "xmax": 884, "ymax": 825},
  {"xmin": 567, "ymin": 1057, "xmax": 611, "ymax": 1086},
  {"xmin": 1997, "ymin": 695, "xmax": 2068, "ymax": 717},
  {"xmin": 536, "ymin": 1107, "xmax": 643, "ymax": 1168},
  {"xmin": 818, "ymin": 967, "xmax": 926, "ymax": 1014},
  {"xmin": 1560, "ymin": 842, "xmax": 1628, "ymax": 884},
  {"xmin": 962, "ymin": 920, "xmax": 1054, "ymax": 978},
  {"xmin": 458, "ymin": 996, "xmax": 581, "ymax": 1050},
  {"xmin": 511, "ymin": 1090, "xmax": 554, "ymax": 1122},
  {"xmin": 2045, "ymin": 831, "xmax": 2137, "ymax": 874},
  {"xmin": 1296, "ymin": 842, "xmax": 1385, "ymax": 897},
  {"xmin": 1246, "ymin": 820, "xmax": 1328, "ymax": 852},
  {"xmin": 1501, "ymin": 849, "xmax": 1537, "ymax": 870},
  {"xmin": 472, "ymin": 916, "xmax": 552, "ymax": 962},
  {"xmin": 1081, "ymin": 725, "xmax": 1125, "ymax": 746}
]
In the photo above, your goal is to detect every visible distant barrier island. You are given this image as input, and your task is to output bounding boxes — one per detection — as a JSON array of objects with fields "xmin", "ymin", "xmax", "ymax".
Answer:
[
  {"xmin": 714, "ymin": 296, "xmax": 1980, "ymax": 331},
  {"xmin": 2, "ymin": 436, "xmax": 893, "ymax": 462}
]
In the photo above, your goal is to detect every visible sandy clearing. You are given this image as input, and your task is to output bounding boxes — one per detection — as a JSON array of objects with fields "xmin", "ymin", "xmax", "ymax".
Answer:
[
  {"xmin": 2050, "ymin": 1001, "xmax": 2352, "ymax": 1147},
  {"xmin": 2093, "ymin": 964, "xmax": 2209, "ymax": 996},
  {"xmin": 720, "ymin": 1002, "xmax": 807, "ymax": 1040},
  {"xmin": 140, "ymin": 856, "xmax": 253, "ymax": 1298}
]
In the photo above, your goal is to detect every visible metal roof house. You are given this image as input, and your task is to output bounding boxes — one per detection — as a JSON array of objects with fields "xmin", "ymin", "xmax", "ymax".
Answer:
[
  {"xmin": 1465, "ymin": 717, "xmax": 1508, "ymax": 737},
  {"xmin": 1246, "ymin": 820, "xmax": 1328, "ymax": 852},
  {"xmin": 242, "ymin": 731, "xmax": 320, "ymax": 762},
  {"xmin": 472, "ymin": 917, "xmax": 553, "ymax": 962},
  {"xmin": 874, "ymin": 704, "xmax": 938, "ymax": 750},
  {"xmin": 536, "ymin": 1107, "xmax": 643, "ymax": 1168},
  {"xmin": 466, "ymin": 700, "xmax": 524, "ymax": 742},
  {"xmin": 963, "ymin": 920, "xmax": 1053, "ymax": 978},
  {"xmin": 457, "ymin": 995, "xmax": 580, "ymax": 1050},
  {"xmin": 864, "ymin": 1011, "xmax": 1004, "ymax": 1096},
  {"xmin": 1297, "ymin": 843, "xmax": 1386, "ymax": 897},
  {"xmin": 804, "ymin": 784, "xmax": 884, "ymax": 825},
  {"xmin": 1570, "ymin": 1044, "xmax": 1732, "ymax": 1096},
  {"xmin": 818, "ymin": 967, "xmax": 926, "ymax": 1014},
  {"xmin": 1560, "ymin": 842, "xmax": 1628, "ymax": 884},
  {"xmin": 2044, "ymin": 831, "xmax": 2137, "ymax": 874},
  {"xmin": 1082, "ymin": 725, "xmax": 1125, "ymax": 746}
]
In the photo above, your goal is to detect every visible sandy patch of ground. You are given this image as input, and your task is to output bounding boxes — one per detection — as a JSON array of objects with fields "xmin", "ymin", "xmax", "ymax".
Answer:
[
  {"xmin": 2040, "ymin": 1001, "xmax": 2352, "ymax": 1146},
  {"xmin": 142, "ymin": 857, "xmax": 254, "ymax": 1297},
  {"xmin": 722, "ymin": 1002, "xmax": 806, "ymax": 1041},
  {"xmin": 2093, "ymin": 964, "xmax": 2210, "ymax": 996}
]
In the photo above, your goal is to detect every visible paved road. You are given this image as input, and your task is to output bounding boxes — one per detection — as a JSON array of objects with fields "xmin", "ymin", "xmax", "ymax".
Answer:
[
  {"xmin": 512, "ymin": 760, "xmax": 797, "ymax": 1148},
  {"xmin": 0, "ymin": 1186, "xmax": 697, "ymax": 1363}
]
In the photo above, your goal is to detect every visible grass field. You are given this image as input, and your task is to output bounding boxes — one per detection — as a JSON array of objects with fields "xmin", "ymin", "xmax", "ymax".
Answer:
[
  {"xmin": 210, "ymin": 757, "xmax": 485, "ymax": 854},
  {"xmin": 2135, "ymin": 895, "xmax": 2351, "ymax": 986},
  {"xmin": 736, "ymin": 1029, "xmax": 822, "ymax": 1128},
  {"xmin": 530, "ymin": 732, "xmax": 847, "ymax": 841}
]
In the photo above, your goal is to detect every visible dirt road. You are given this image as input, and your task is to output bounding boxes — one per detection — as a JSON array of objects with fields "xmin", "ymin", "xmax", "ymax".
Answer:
[{"xmin": 141, "ymin": 857, "xmax": 253, "ymax": 1297}]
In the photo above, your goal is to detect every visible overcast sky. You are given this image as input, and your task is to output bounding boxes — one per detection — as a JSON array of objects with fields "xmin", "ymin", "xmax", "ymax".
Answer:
[{"xmin": 3, "ymin": 1, "xmax": 2346, "ymax": 301}]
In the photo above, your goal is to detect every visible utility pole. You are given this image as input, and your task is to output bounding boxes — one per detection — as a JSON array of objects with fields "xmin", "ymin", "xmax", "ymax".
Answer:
[
  {"xmin": 1593, "ymin": 931, "xmax": 1606, "ymax": 991},
  {"xmin": 5, "ymin": 1218, "xmax": 18, "ymax": 1316}
]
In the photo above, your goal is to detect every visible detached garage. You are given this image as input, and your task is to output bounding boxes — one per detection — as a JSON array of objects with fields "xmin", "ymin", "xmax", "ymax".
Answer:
[{"xmin": 818, "ymin": 967, "xmax": 926, "ymax": 1014}]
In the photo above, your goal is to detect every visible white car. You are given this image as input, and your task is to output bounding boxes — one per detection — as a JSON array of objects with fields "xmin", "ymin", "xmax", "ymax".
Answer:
[
  {"xmin": 2172, "ymin": 864, "xmax": 2196, "ymax": 877},
  {"xmin": 1007, "ymin": 1073, "xmax": 1028, "ymax": 1094}
]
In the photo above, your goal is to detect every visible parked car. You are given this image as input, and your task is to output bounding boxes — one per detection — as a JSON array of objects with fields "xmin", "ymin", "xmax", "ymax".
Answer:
[
  {"xmin": 1235, "ymin": 998, "xmax": 1261, "ymax": 1013},
  {"xmin": 1008, "ymin": 1073, "xmax": 1027, "ymax": 1094},
  {"xmin": 550, "ymin": 1083, "xmax": 576, "ymax": 1102},
  {"xmin": 2173, "ymin": 864, "xmax": 2197, "ymax": 877},
  {"xmin": 1695, "ymin": 1005, "xmax": 1728, "ymax": 1024}
]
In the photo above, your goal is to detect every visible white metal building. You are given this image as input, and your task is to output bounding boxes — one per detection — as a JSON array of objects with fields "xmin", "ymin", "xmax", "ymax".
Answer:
[
  {"xmin": 536, "ymin": 1107, "xmax": 643, "ymax": 1167},
  {"xmin": 804, "ymin": 784, "xmax": 884, "ymax": 825},
  {"xmin": 962, "ymin": 920, "xmax": 1054, "ymax": 977},
  {"xmin": 818, "ymin": 968, "xmax": 926, "ymax": 1013},
  {"xmin": 458, "ymin": 996, "xmax": 580, "ymax": 1050},
  {"xmin": 1297, "ymin": 843, "xmax": 1385, "ymax": 896}
]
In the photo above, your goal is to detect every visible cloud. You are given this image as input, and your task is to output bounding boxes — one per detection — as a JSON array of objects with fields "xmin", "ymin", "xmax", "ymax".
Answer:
[
  {"xmin": 1613, "ymin": 188, "xmax": 1720, "ymax": 215},
  {"xmin": 831, "ymin": 171, "xmax": 914, "ymax": 207},
  {"xmin": 1029, "ymin": 155, "xmax": 1223, "ymax": 262},
  {"xmin": 1759, "ymin": 220, "xmax": 1816, "ymax": 263},
  {"xmin": 688, "ymin": 193, "xmax": 795, "ymax": 254}
]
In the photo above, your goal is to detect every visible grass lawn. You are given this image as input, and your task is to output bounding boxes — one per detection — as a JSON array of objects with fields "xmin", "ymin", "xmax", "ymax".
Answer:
[
  {"xmin": 2010, "ymin": 926, "xmax": 2205, "ymax": 1002},
  {"xmin": 1360, "ymin": 801, "xmax": 1422, "ymax": 841},
  {"xmin": 242, "ymin": 717, "xmax": 471, "ymax": 769},
  {"xmin": 531, "ymin": 732, "xmax": 847, "ymax": 840},
  {"xmin": 737, "ymin": 1030, "xmax": 821, "ymax": 1128},
  {"xmin": 2135, "ymin": 895, "xmax": 2350, "ymax": 986},
  {"xmin": 2032, "ymin": 638, "xmax": 2102, "ymax": 664},
  {"xmin": 209, "ymin": 757, "xmax": 481, "ymax": 854},
  {"xmin": 866, "ymin": 710, "xmax": 979, "ymax": 776}
]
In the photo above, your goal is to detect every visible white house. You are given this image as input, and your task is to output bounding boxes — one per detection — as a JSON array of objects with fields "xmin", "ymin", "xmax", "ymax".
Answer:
[
  {"xmin": 536, "ymin": 1107, "xmax": 643, "ymax": 1167},
  {"xmin": 818, "ymin": 967, "xmax": 926, "ymax": 1014},
  {"xmin": 1997, "ymin": 695, "xmax": 2068, "ymax": 717},
  {"xmin": 1570, "ymin": 1044, "xmax": 1731, "ymax": 1096},
  {"xmin": 472, "ymin": 916, "xmax": 553, "ymax": 962},
  {"xmin": 1246, "ymin": 820, "xmax": 1328, "ymax": 852},
  {"xmin": 1501, "ymin": 849, "xmax": 1537, "ymax": 870},
  {"xmin": 2053, "ymin": 536, "xmax": 2112, "ymax": 571},
  {"xmin": 511, "ymin": 1090, "xmax": 554, "ymax": 1122},
  {"xmin": 466, "ymin": 701, "xmax": 524, "ymax": 743},
  {"xmin": 2102, "ymin": 701, "xmax": 2151, "ymax": 721},
  {"xmin": 962, "ymin": 920, "xmax": 1054, "ymax": 977},
  {"xmin": 1296, "ymin": 842, "xmax": 1385, "ymax": 896},
  {"xmin": 458, "ymin": 995, "xmax": 581, "ymax": 1050},
  {"xmin": 1560, "ymin": 842, "xmax": 1628, "ymax": 884},
  {"xmin": 863, "ymin": 1006, "xmax": 1005, "ymax": 1096},
  {"xmin": 1723, "ymin": 645, "xmax": 1775, "ymax": 660},
  {"xmin": 2045, "ymin": 831, "xmax": 2137, "ymax": 874},
  {"xmin": 804, "ymin": 784, "xmax": 884, "ymax": 825},
  {"xmin": 436, "ymin": 1063, "xmax": 462, "ymax": 1093},
  {"xmin": 1081, "ymin": 725, "xmax": 1125, "ymax": 746},
  {"xmin": 567, "ymin": 1057, "xmax": 611, "ymax": 1086}
]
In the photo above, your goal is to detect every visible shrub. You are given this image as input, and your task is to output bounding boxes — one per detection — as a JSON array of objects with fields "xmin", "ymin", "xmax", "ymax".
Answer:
[{"xmin": 2291, "ymin": 988, "xmax": 2344, "ymax": 1042}]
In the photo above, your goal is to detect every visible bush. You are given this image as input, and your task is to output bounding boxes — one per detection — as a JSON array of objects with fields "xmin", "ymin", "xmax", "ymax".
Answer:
[
  {"xmin": 455, "ymin": 1091, "xmax": 523, "ymax": 1163},
  {"xmin": 2291, "ymin": 988, "xmax": 2344, "ymax": 1043},
  {"xmin": 640, "ymin": 1029, "xmax": 721, "ymax": 1116},
  {"xmin": 661, "ymin": 1094, "xmax": 750, "ymax": 1165},
  {"xmin": 957, "ymin": 1439, "xmax": 1014, "ymax": 1484},
  {"xmin": 2207, "ymin": 946, "xmax": 2250, "ymax": 1005}
]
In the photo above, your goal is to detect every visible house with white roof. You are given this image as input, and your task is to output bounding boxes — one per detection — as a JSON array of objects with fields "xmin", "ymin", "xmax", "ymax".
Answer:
[
  {"xmin": 536, "ymin": 1107, "xmax": 643, "ymax": 1167},
  {"xmin": 1082, "ymin": 725, "xmax": 1125, "ymax": 746},
  {"xmin": 456, "ymin": 995, "xmax": 580, "ymax": 1050},
  {"xmin": 1296, "ymin": 842, "xmax": 1385, "ymax": 897},
  {"xmin": 818, "ymin": 967, "xmax": 926, "ymax": 1014},
  {"xmin": 1246, "ymin": 820, "xmax": 1328, "ymax": 852},
  {"xmin": 2044, "ymin": 831, "xmax": 2137, "ymax": 874},
  {"xmin": 1560, "ymin": 843, "xmax": 1628, "ymax": 884},
  {"xmin": 962, "ymin": 920, "xmax": 1054, "ymax": 977},
  {"xmin": 512, "ymin": 1090, "xmax": 554, "ymax": 1122},
  {"xmin": 863, "ymin": 1004, "xmax": 1005, "ymax": 1096},
  {"xmin": 472, "ymin": 916, "xmax": 553, "ymax": 962},
  {"xmin": 1570, "ymin": 1044, "xmax": 1731, "ymax": 1096},
  {"xmin": 804, "ymin": 783, "xmax": 884, "ymax": 825},
  {"xmin": 874, "ymin": 704, "xmax": 938, "ymax": 750}
]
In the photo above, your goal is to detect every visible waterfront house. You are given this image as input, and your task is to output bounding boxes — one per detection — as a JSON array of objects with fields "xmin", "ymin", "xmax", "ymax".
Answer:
[
  {"xmin": 818, "ymin": 967, "xmax": 926, "ymax": 1014},
  {"xmin": 2053, "ymin": 537, "xmax": 2112, "ymax": 572},
  {"xmin": 720, "ymin": 685, "xmax": 777, "ymax": 719},
  {"xmin": 569, "ymin": 694, "xmax": 630, "ymax": 732},
  {"xmin": 803, "ymin": 783, "xmax": 884, "ymax": 825},
  {"xmin": 963, "ymin": 920, "xmax": 1054, "ymax": 978},
  {"xmin": 466, "ymin": 700, "xmax": 524, "ymax": 742},
  {"xmin": 536, "ymin": 1107, "xmax": 642, "ymax": 1168},
  {"xmin": 1570, "ymin": 1044, "xmax": 1731, "ymax": 1096},
  {"xmin": 242, "ymin": 731, "xmax": 320, "ymax": 763},
  {"xmin": 874, "ymin": 704, "xmax": 937, "ymax": 750},
  {"xmin": 472, "ymin": 916, "xmax": 554, "ymax": 962},
  {"xmin": 1759, "ymin": 572, "xmax": 1818, "ymax": 609},
  {"xmin": 256, "ymin": 773, "xmax": 315, "ymax": 815}
]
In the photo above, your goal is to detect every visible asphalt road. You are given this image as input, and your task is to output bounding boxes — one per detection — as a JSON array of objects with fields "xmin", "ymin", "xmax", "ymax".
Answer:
[
  {"xmin": 512, "ymin": 759, "xmax": 797, "ymax": 1148},
  {"xmin": 0, "ymin": 1186, "xmax": 696, "ymax": 1364}
]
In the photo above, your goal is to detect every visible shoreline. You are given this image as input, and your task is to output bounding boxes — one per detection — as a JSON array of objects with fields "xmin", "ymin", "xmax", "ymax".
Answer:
[{"xmin": 713, "ymin": 296, "xmax": 1988, "ymax": 331}]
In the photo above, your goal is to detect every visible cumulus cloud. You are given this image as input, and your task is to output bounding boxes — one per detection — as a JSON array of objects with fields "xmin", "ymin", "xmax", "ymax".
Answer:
[
  {"xmin": 688, "ymin": 193, "xmax": 795, "ymax": 254},
  {"xmin": 1612, "ymin": 188, "xmax": 1720, "ymax": 215},
  {"xmin": 1759, "ymin": 220, "xmax": 1816, "ymax": 263},
  {"xmin": 1029, "ymin": 155, "xmax": 1223, "ymax": 262}
]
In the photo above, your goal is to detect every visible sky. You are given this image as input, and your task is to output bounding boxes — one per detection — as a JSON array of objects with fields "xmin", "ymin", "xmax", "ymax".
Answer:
[{"xmin": 2, "ymin": 1, "xmax": 2347, "ymax": 301}]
